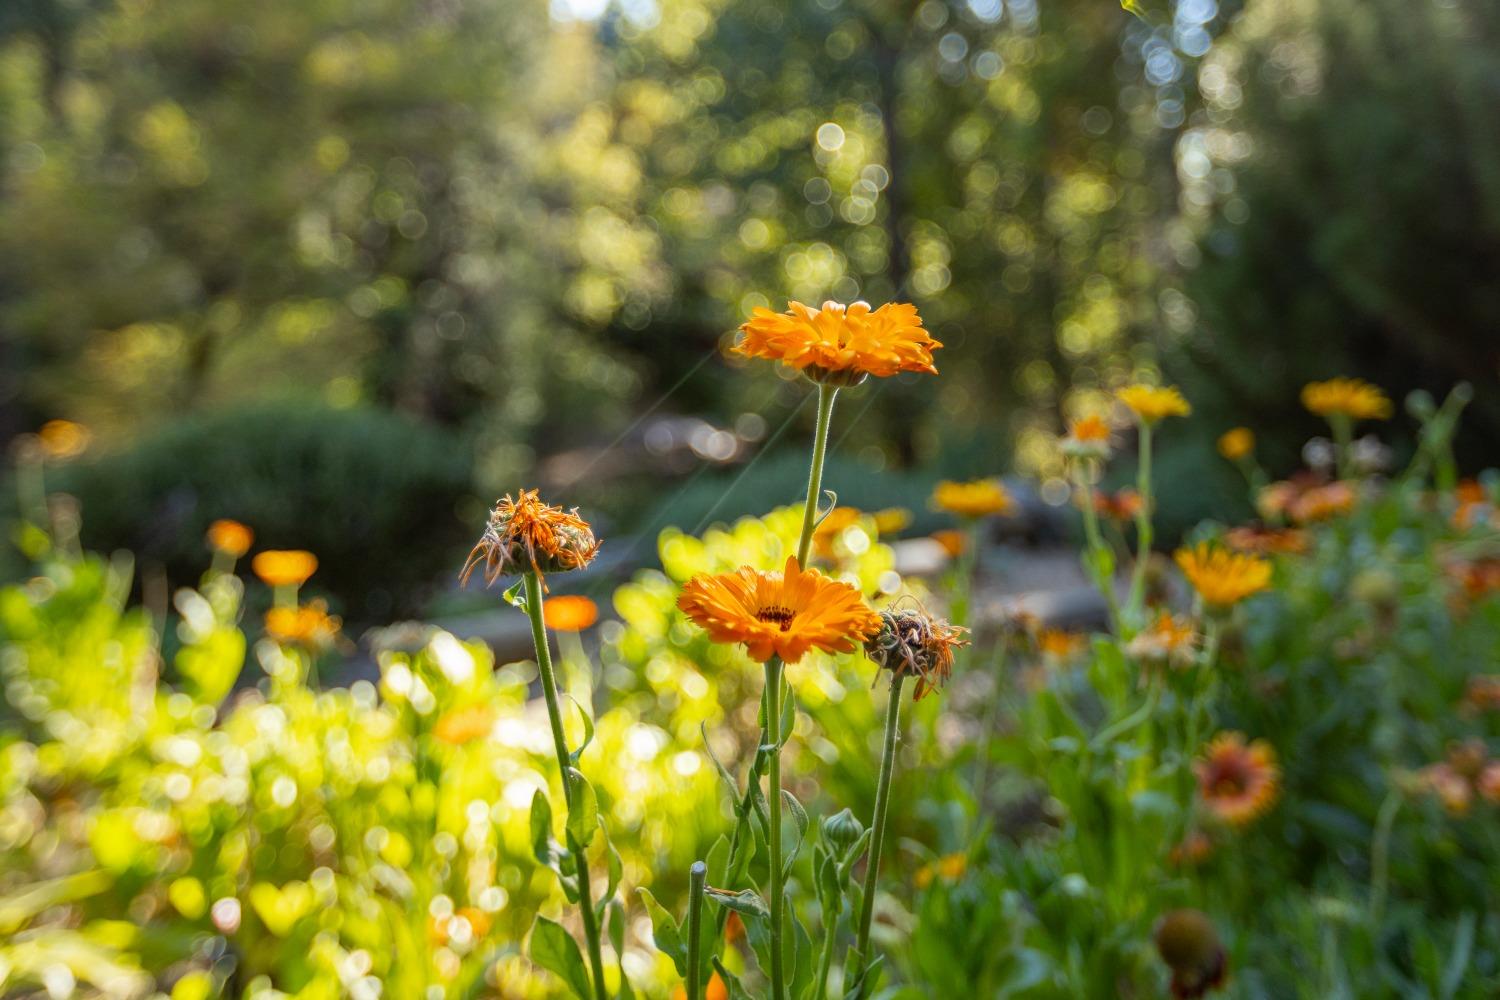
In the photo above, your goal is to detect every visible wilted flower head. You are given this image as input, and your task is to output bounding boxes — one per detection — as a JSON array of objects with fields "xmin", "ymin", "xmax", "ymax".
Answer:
[
  {"xmin": 735, "ymin": 300, "xmax": 941, "ymax": 385},
  {"xmin": 543, "ymin": 595, "xmax": 599, "ymax": 632},
  {"xmin": 677, "ymin": 556, "xmax": 880, "ymax": 663},
  {"xmin": 1154, "ymin": 909, "xmax": 1227, "ymax": 999},
  {"xmin": 207, "ymin": 519, "xmax": 255, "ymax": 559},
  {"xmin": 1062, "ymin": 414, "xmax": 1114, "ymax": 461},
  {"xmin": 1092, "ymin": 487, "xmax": 1144, "ymax": 522},
  {"xmin": 1116, "ymin": 384, "xmax": 1191, "ymax": 424},
  {"xmin": 932, "ymin": 479, "xmax": 1015, "ymax": 518},
  {"xmin": 1175, "ymin": 544, "xmax": 1272, "ymax": 608},
  {"xmin": 1301, "ymin": 377, "xmax": 1392, "ymax": 421},
  {"xmin": 462, "ymin": 489, "xmax": 599, "ymax": 590},
  {"xmin": 1216, "ymin": 427, "xmax": 1254, "ymax": 462},
  {"xmin": 1224, "ymin": 524, "xmax": 1309, "ymax": 556},
  {"xmin": 1126, "ymin": 612, "xmax": 1199, "ymax": 669},
  {"xmin": 1287, "ymin": 481, "xmax": 1356, "ymax": 523},
  {"xmin": 1196, "ymin": 732, "xmax": 1280, "ymax": 827},
  {"xmin": 864, "ymin": 604, "xmax": 969, "ymax": 701},
  {"xmin": 252, "ymin": 550, "xmax": 319, "ymax": 588}
]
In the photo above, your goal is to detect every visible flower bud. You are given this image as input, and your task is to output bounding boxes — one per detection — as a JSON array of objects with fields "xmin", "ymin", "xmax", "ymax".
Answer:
[{"xmin": 820, "ymin": 808, "xmax": 864, "ymax": 854}]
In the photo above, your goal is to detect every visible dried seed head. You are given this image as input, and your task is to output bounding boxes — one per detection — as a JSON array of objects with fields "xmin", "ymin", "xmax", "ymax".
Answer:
[
  {"xmin": 864, "ymin": 605, "xmax": 968, "ymax": 701},
  {"xmin": 1154, "ymin": 909, "xmax": 1227, "ymax": 999},
  {"xmin": 461, "ymin": 489, "xmax": 599, "ymax": 591}
]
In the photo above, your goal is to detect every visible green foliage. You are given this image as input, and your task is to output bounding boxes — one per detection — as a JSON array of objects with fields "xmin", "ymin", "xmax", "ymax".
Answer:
[{"xmin": 46, "ymin": 402, "xmax": 474, "ymax": 619}]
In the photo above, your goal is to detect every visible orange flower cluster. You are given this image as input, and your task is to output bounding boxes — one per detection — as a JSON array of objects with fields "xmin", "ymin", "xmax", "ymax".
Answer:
[
  {"xmin": 932, "ymin": 479, "xmax": 1015, "ymax": 518},
  {"xmin": 1062, "ymin": 414, "xmax": 1114, "ymax": 461},
  {"xmin": 207, "ymin": 519, "xmax": 255, "ymax": 558},
  {"xmin": 676, "ymin": 557, "xmax": 880, "ymax": 663},
  {"xmin": 735, "ymin": 300, "xmax": 941, "ymax": 384},
  {"xmin": 252, "ymin": 550, "xmax": 319, "ymax": 588},
  {"xmin": 543, "ymin": 595, "xmax": 599, "ymax": 632},
  {"xmin": 1196, "ymin": 732, "xmax": 1280, "ymax": 827},
  {"xmin": 1216, "ymin": 427, "xmax": 1255, "ymax": 461},
  {"xmin": 462, "ymin": 489, "xmax": 599, "ymax": 589}
]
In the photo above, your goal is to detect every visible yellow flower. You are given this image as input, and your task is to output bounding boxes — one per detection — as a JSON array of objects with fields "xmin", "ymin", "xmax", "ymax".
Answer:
[
  {"xmin": 1196, "ymin": 732, "xmax": 1280, "ymax": 827},
  {"xmin": 932, "ymin": 479, "xmax": 1014, "ymax": 518},
  {"xmin": 263, "ymin": 600, "xmax": 340, "ymax": 647},
  {"xmin": 1175, "ymin": 543, "xmax": 1272, "ymax": 607},
  {"xmin": 677, "ymin": 556, "xmax": 881, "ymax": 663},
  {"xmin": 1061, "ymin": 414, "xmax": 1114, "ymax": 460},
  {"xmin": 206, "ymin": 519, "xmax": 255, "ymax": 558},
  {"xmin": 542, "ymin": 595, "xmax": 599, "ymax": 632},
  {"xmin": 461, "ymin": 489, "xmax": 599, "ymax": 590},
  {"xmin": 36, "ymin": 419, "xmax": 91, "ymax": 459},
  {"xmin": 252, "ymin": 550, "xmax": 319, "ymax": 588},
  {"xmin": 735, "ymin": 300, "xmax": 942, "ymax": 384},
  {"xmin": 1116, "ymin": 384, "xmax": 1191, "ymax": 423},
  {"xmin": 865, "ymin": 606, "xmax": 969, "ymax": 700},
  {"xmin": 1217, "ymin": 427, "xmax": 1255, "ymax": 461},
  {"xmin": 1301, "ymin": 377, "xmax": 1392, "ymax": 421},
  {"xmin": 872, "ymin": 507, "xmax": 912, "ymax": 535},
  {"xmin": 1036, "ymin": 628, "xmax": 1087, "ymax": 659}
]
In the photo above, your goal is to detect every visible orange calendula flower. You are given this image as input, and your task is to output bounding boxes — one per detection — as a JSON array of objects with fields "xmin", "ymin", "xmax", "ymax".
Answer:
[
  {"xmin": 932, "ymin": 479, "xmax": 1015, "ymax": 518},
  {"xmin": 542, "ymin": 595, "xmax": 599, "ymax": 632},
  {"xmin": 1224, "ymin": 524, "xmax": 1309, "ymax": 556},
  {"xmin": 913, "ymin": 852, "xmax": 968, "ymax": 889},
  {"xmin": 1062, "ymin": 414, "xmax": 1114, "ymax": 461},
  {"xmin": 433, "ymin": 704, "xmax": 496, "ymax": 746},
  {"xmin": 1175, "ymin": 543, "xmax": 1272, "ymax": 608},
  {"xmin": 1155, "ymin": 909, "xmax": 1228, "ymax": 1000},
  {"xmin": 462, "ymin": 489, "xmax": 599, "ymax": 590},
  {"xmin": 812, "ymin": 507, "xmax": 867, "ymax": 559},
  {"xmin": 864, "ymin": 605, "xmax": 969, "ymax": 700},
  {"xmin": 931, "ymin": 529, "xmax": 967, "ymax": 558},
  {"xmin": 36, "ymin": 419, "xmax": 92, "ymax": 459},
  {"xmin": 677, "ymin": 556, "xmax": 880, "ymax": 663},
  {"xmin": 1287, "ymin": 481, "xmax": 1356, "ymax": 523},
  {"xmin": 264, "ymin": 600, "xmax": 340, "ymax": 647},
  {"xmin": 1036, "ymin": 628, "xmax": 1087, "ymax": 659},
  {"xmin": 1301, "ymin": 377, "xmax": 1392, "ymax": 421},
  {"xmin": 1116, "ymin": 384, "xmax": 1191, "ymax": 423},
  {"xmin": 1217, "ymin": 427, "xmax": 1255, "ymax": 461},
  {"xmin": 735, "ymin": 300, "xmax": 941, "ymax": 385},
  {"xmin": 207, "ymin": 519, "xmax": 255, "ymax": 558},
  {"xmin": 1196, "ymin": 732, "xmax": 1280, "ymax": 827},
  {"xmin": 253, "ymin": 550, "xmax": 319, "ymax": 588},
  {"xmin": 1126, "ymin": 612, "xmax": 1198, "ymax": 668}
]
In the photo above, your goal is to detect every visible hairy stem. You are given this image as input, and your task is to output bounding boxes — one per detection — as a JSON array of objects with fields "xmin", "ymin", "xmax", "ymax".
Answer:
[{"xmin": 849, "ymin": 674, "xmax": 905, "ymax": 992}]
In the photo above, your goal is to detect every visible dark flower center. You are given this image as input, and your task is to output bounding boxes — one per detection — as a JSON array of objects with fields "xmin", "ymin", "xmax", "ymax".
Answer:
[{"xmin": 756, "ymin": 606, "xmax": 796, "ymax": 631}]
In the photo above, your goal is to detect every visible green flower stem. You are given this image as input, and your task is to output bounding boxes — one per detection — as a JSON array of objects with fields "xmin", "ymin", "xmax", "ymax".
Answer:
[
  {"xmin": 813, "ymin": 904, "xmax": 839, "ymax": 1000},
  {"xmin": 1127, "ymin": 421, "xmax": 1155, "ymax": 622},
  {"xmin": 796, "ymin": 382, "xmax": 840, "ymax": 566},
  {"xmin": 1090, "ymin": 670, "xmax": 1162, "ymax": 751},
  {"xmin": 713, "ymin": 383, "xmax": 840, "ymax": 952},
  {"xmin": 687, "ymin": 860, "xmax": 708, "ymax": 1000},
  {"xmin": 1330, "ymin": 413, "xmax": 1353, "ymax": 480},
  {"xmin": 849, "ymin": 673, "xmax": 905, "ymax": 990},
  {"xmin": 523, "ymin": 571, "xmax": 609, "ymax": 1000},
  {"xmin": 1079, "ymin": 477, "xmax": 1123, "ymax": 635},
  {"xmin": 1368, "ymin": 790, "xmax": 1402, "ymax": 927},
  {"xmin": 765, "ymin": 656, "xmax": 787, "ymax": 1000}
]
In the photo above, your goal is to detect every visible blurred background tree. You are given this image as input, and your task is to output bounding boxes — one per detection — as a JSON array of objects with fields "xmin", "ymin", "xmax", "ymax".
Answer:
[{"xmin": 1, "ymin": 0, "xmax": 1495, "ymax": 616}]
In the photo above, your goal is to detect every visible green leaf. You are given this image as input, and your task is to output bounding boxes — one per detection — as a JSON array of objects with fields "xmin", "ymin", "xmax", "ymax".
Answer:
[
  {"xmin": 529, "ymin": 915, "xmax": 592, "ymax": 1000},
  {"xmin": 705, "ymin": 886, "xmax": 771, "ymax": 920},
  {"xmin": 841, "ymin": 955, "xmax": 884, "ymax": 1000},
  {"xmin": 502, "ymin": 579, "xmax": 528, "ymax": 610},
  {"xmin": 567, "ymin": 695, "xmax": 595, "ymax": 765},
  {"xmin": 0, "ymin": 870, "xmax": 115, "ymax": 935},
  {"xmin": 781, "ymin": 789, "xmax": 809, "ymax": 881},
  {"xmin": 565, "ymin": 770, "xmax": 599, "ymax": 849},
  {"xmin": 702, "ymin": 722, "xmax": 743, "ymax": 799},
  {"xmin": 637, "ymin": 887, "xmax": 688, "ymax": 976},
  {"xmin": 530, "ymin": 790, "xmax": 579, "ymax": 902}
]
